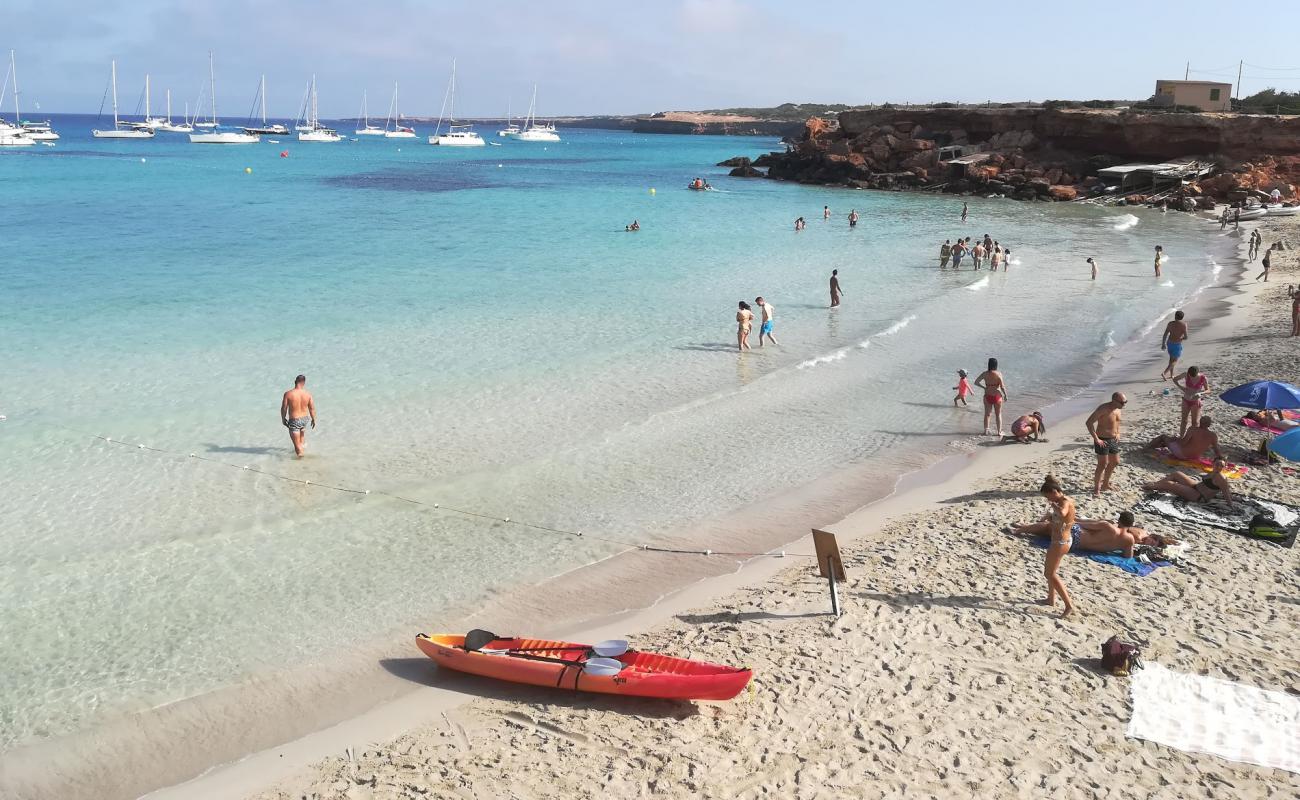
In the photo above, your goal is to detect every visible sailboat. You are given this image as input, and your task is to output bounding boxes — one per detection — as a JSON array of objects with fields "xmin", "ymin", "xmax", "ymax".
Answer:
[
  {"xmin": 189, "ymin": 52, "xmax": 259, "ymax": 143},
  {"xmin": 428, "ymin": 59, "xmax": 484, "ymax": 146},
  {"xmin": 92, "ymin": 60, "xmax": 155, "ymax": 138},
  {"xmin": 190, "ymin": 77, "xmax": 216, "ymax": 128},
  {"xmin": 244, "ymin": 75, "xmax": 288, "ymax": 135},
  {"xmin": 355, "ymin": 89, "xmax": 384, "ymax": 135},
  {"xmin": 509, "ymin": 84, "xmax": 560, "ymax": 142},
  {"xmin": 383, "ymin": 80, "xmax": 416, "ymax": 138},
  {"xmin": 297, "ymin": 75, "xmax": 340, "ymax": 142},
  {"xmin": 139, "ymin": 74, "xmax": 167, "ymax": 129},
  {"xmin": 158, "ymin": 89, "xmax": 193, "ymax": 132},
  {"xmin": 3, "ymin": 51, "xmax": 56, "ymax": 142},
  {"xmin": 496, "ymin": 97, "xmax": 520, "ymax": 138}
]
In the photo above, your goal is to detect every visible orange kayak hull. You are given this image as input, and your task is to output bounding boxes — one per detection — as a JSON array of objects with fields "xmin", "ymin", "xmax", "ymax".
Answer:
[{"xmin": 416, "ymin": 634, "xmax": 752, "ymax": 701}]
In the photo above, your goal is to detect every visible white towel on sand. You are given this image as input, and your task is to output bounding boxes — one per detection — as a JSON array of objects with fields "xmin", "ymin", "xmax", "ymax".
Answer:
[{"xmin": 1127, "ymin": 662, "xmax": 1300, "ymax": 774}]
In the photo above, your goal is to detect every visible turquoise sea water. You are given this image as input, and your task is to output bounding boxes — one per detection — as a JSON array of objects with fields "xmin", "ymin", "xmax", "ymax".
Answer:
[{"xmin": 0, "ymin": 116, "xmax": 1226, "ymax": 749}]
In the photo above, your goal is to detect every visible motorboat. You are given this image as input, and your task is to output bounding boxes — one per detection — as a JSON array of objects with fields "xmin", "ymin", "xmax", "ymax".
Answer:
[
  {"xmin": 92, "ymin": 60, "xmax": 156, "ymax": 139},
  {"xmin": 20, "ymin": 120, "xmax": 58, "ymax": 140}
]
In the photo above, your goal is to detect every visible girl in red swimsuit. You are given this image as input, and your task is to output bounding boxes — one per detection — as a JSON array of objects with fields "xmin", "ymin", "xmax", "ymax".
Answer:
[{"xmin": 1173, "ymin": 366, "xmax": 1209, "ymax": 437}]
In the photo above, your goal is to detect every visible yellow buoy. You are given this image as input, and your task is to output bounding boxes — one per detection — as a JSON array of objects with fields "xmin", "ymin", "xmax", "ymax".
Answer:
[
  {"xmin": 245, "ymin": 167, "xmax": 252, "ymax": 174},
  {"xmin": 649, "ymin": 188, "xmax": 656, "ymax": 195}
]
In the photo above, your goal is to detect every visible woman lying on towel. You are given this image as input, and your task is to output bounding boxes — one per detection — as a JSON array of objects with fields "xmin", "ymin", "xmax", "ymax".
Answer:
[
  {"xmin": 1011, "ymin": 511, "xmax": 1156, "ymax": 558},
  {"xmin": 1245, "ymin": 409, "xmax": 1299, "ymax": 431},
  {"xmin": 1142, "ymin": 459, "xmax": 1235, "ymax": 506}
]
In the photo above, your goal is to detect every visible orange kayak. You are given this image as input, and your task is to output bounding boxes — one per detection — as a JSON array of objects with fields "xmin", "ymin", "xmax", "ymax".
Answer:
[{"xmin": 416, "ymin": 633, "xmax": 752, "ymax": 701}]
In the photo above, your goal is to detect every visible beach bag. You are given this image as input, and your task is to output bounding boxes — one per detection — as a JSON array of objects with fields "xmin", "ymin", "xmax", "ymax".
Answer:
[
  {"xmin": 1247, "ymin": 512, "xmax": 1292, "ymax": 545},
  {"xmin": 1101, "ymin": 636, "xmax": 1142, "ymax": 676}
]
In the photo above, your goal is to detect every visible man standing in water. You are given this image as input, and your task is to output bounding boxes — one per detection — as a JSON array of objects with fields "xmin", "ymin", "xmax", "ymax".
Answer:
[
  {"xmin": 830, "ymin": 270, "xmax": 844, "ymax": 307},
  {"xmin": 1087, "ymin": 257, "xmax": 1098, "ymax": 280},
  {"xmin": 848, "ymin": 209, "xmax": 859, "ymax": 228},
  {"xmin": 823, "ymin": 205, "xmax": 831, "ymax": 220},
  {"xmin": 1160, "ymin": 309, "xmax": 1188, "ymax": 380},
  {"xmin": 961, "ymin": 202, "xmax": 968, "ymax": 222},
  {"xmin": 281, "ymin": 374, "xmax": 317, "ymax": 458},
  {"xmin": 939, "ymin": 240, "xmax": 952, "ymax": 269},
  {"xmin": 755, "ymin": 296, "xmax": 779, "ymax": 347},
  {"xmin": 1085, "ymin": 392, "xmax": 1126, "ymax": 497}
]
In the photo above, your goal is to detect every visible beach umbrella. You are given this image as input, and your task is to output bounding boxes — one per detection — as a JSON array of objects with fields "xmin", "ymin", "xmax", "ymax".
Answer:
[
  {"xmin": 1268, "ymin": 428, "xmax": 1300, "ymax": 462},
  {"xmin": 1219, "ymin": 380, "xmax": 1300, "ymax": 410}
]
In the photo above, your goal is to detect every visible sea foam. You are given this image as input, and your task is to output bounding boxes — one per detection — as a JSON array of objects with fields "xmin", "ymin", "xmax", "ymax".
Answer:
[{"xmin": 1113, "ymin": 213, "xmax": 1139, "ymax": 231}]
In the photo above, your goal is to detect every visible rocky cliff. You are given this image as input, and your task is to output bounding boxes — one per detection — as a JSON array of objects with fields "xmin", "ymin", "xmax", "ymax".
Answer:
[{"xmin": 740, "ymin": 108, "xmax": 1300, "ymax": 203}]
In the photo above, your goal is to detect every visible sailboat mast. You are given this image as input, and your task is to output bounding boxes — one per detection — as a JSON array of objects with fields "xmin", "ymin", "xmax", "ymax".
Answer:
[
  {"xmin": 208, "ymin": 52, "xmax": 217, "ymax": 125},
  {"xmin": 11, "ymin": 50, "xmax": 20, "ymax": 125},
  {"xmin": 111, "ymin": 60, "xmax": 120, "ymax": 126},
  {"xmin": 145, "ymin": 73, "xmax": 151, "ymax": 120},
  {"xmin": 166, "ymin": 88, "xmax": 172, "ymax": 123},
  {"xmin": 361, "ymin": 89, "xmax": 367, "ymax": 127},
  {"xmin": 261, "ymin": 75, "xmax": 267, "ymax": 124},
  {"xmin": 449, "ymin": 58, "xmax": 457, "ymax": 122}
]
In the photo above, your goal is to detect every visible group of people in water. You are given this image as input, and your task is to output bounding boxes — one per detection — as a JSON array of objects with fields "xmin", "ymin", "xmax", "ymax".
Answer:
[{"xmin": 938, "ymin": 235, "xmax": 1012, "ymax": 271}]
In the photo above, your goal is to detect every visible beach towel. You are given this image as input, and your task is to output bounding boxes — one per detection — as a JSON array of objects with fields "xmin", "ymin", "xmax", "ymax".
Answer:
[
  {"xmin": 1028, "ymin": 539, "xmax": 1168, "ymax": 576},
  {"xmin": 1136, "ymin": 496, "xmax": 1298, "ymax": 547},
  {"xmin": 1153, "ymin": 447, "xmax": 1247, "ymax": 478},
  {"xmin": 1127, "ymin": 661, "xmax": 1300, "ymax": 775},
  {"xmin": 1241, "ymin": 417, "xmax": 1289, "ymax": 435}
]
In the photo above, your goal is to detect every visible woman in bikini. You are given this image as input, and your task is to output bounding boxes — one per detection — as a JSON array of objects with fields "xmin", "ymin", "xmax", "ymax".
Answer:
[
  {"xmin": 1035, "ymin": 475, "xmax": 1075, "ymax": 616},
  {"xmin": 1142, "ymin": 459, "xmax": 1235, "ymax": 506},
  {"xmin": 1172, "ymin": 365, "xmax": 1209, "ymax": 437},
  {"xmin": 736, "ymin": 301, "xmax": 754, "ymax": 351},
  {"xmin": 973, "ymin": 357, "xmax": 1009, "ymax": 437}
]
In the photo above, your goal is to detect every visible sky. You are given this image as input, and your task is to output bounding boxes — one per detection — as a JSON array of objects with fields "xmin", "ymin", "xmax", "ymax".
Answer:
[{"xmin": 4, "ymin": 0, "xmax": 1300, "ymax": 119}]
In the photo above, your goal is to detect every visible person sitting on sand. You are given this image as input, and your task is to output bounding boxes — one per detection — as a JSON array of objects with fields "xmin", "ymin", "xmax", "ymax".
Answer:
[
  {"xmin": 1142, "ymin": 459, "xmax": 1235, "ymax": 506},
  {"xmin": 1003, "ymin": 411, "xmax": 1046, "ymax": 444},
  {"xmin": 1035, "ymin": 475, "xmax": 1075, "ymax": 616},
  {"xmin": 1148, "ymin": 416, "xmax": 1224, "ymax": 462},
  {"xmin": 1011, "ymin": 511, "xmax": 1153, "ymax": 559}
]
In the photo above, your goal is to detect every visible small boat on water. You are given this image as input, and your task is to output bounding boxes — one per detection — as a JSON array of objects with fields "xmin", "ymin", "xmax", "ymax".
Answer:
[{"xmin": 416, "ymin": 631, "xmax": 752, "ymax": 701}]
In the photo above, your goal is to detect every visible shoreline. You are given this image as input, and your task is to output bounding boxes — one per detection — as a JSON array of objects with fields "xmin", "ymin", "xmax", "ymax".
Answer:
[
  {"xmin": 0, "ymin": 211, "xmax": 1252, "ymax": 800},
  {"xmin": 143, "ymin": 218, "xmax": 1272, "ymax": 798}
]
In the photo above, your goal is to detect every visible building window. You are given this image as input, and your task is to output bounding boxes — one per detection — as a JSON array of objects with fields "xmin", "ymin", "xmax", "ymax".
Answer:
[{"xmin": 1210, "ymin": 88, "xmax": 1221, "ymax": 101}]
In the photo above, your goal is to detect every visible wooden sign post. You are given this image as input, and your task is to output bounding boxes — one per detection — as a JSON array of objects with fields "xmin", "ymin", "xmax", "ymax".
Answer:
[{"xmin": 812, "ymin": 529, "xmax": 846, "ymax": 617}]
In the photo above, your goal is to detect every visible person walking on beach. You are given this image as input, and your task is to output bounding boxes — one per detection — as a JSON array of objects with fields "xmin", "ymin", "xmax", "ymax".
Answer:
[
  {"xmin": 953, "ymin": 369, "xmax": 970, "ymax": 407},
  {"xmin": 1085, "ymin": 392, "xmax": 1126, "ymax": 497},
  {"xmin": 1036, "ymin": 474, "xmax": 1076, "ymax": 617},
  {"xmin": 1087, "ymin": 257, "xmax": 1098, "ymax": 281},
  {"xmin": 830, "ymin": 270, "xmax": 844, "ymax": 308},
  {"xmin": 735, "ymin": 301, "xmax": 754, "ymax": 351},
  {"xmin": 1154, "ymin": 245, "xmax": 1165, "ymax": 278},
  {"xmin": 1290, "ymin": 285, "xmax": 1300, "ymax": 337},
  {"xmin": 1256, "ymin": 244, "xmax": 1272, "ymax": 282},
  {"xmin": 1248, "ymin": 229, "xmax": 1261, "ymax": 261},
  {"xmin": 281, "ymin": 374, "xmax": 317, "ymax": 458},
  {"xmin": 1233, "ymin": 208, "xmax": 1241, "ymax": 230},
  {"xmin": 1160, "ymin": 310, "xmax": 1188, "ymax": 380},
  {"xmin": 848, "ymin": 209, "xmax": 859, "ymax": 228},
  {"xmin": 939, "ymin": 240, "xmax": 952, "ymax": 269},
  {"xmin": 974, "ymin": 358, "xmax": 1008, "ymax": 436},
  {"xmin": 961, "ymin": 202, "xmax": 968, "ymax": 223},
  {"xmin": 1220, "ymin": 207, "xmax": 1230, "ymax": 231},
  {"xmin": 736, "ymin": 301, "xmax": 754, "ymax": 351},
  {"xmin": 755, "ymin": 296, "xmax": 779, "ymax": 347},
  {"xmin": 1172, "ymin": 365, "xmax": 1210, "ymax": 437}
]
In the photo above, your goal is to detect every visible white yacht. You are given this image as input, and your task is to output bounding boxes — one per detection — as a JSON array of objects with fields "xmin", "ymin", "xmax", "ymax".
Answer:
[
  {"xmin": 428, "ymin": 60, "xmax": 484, "ymax": 146},
  {"xmin": 188, "ymin": 53, "xmax": 259, "ymax": 144},
  {"xmin": 0, "ymin": 51, "xmax": 36, "ymax": 144},
  {"xmin": 383, "ymin": 80, "xmax": 416, "ymax": 138},
  {"xmin": 297, "ymin": 75, "xmax": 340, "ymax": 142},
  {"xmin": 244, "ymin": 75, "xmax": 288, "ymax": 135},
  {"xmin": 508, "ymin": 84, "xmax": 561, "ymax": 142},
  {"xmin": 20, "ymin": 121, "xmax": 57, "ymax": 141},
  {"xmin": 496, "ymin": 98, "xmax": 520, "ymax": 137},
  {"xmin": 355, "ymin": 89, "xmax": 384, "ymax": 135},
  {"xmin": 92, "ymin": 61, "xmax": 155, "ymax": 138},
  {"xmin": 157, "ymin": 90, "xmax": 193, "ymax": 133}
]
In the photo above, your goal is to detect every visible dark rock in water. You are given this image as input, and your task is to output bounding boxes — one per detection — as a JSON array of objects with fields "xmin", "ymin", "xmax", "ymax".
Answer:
[
  {"xmin": 729, "ymin": 164, "xmax": 765, "ymax": 178},
  {"xmin": 717, "ymin": 156, "xmax": 752, "ymax": 168},
  {"xmin": 753, "ymin": 152, "xmax": 782, "ymax": 168}
]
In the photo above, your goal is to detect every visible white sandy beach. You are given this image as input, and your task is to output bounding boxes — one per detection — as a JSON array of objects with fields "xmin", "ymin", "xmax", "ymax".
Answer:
[{"xmin": 116, "ymin": 217, "xmax": 1294, "ymax": 800}]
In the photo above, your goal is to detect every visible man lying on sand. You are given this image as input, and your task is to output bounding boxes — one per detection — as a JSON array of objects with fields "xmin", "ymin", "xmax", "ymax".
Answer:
[
  {"xmin": 1148, "ymin": 416, "xmax": 1223, "ymax": 461},
  {"xmin": 1010, "ymin": 511, "xmax": 1159, "ymax": 559}
]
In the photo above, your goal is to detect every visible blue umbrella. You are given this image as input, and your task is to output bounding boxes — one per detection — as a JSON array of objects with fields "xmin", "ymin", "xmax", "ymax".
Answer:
[
  {"xmin": 1219, "ymin": 380, "xmax": 1300, "ymax": 410},
  {"xmin": 1269, "ymin": 428, "xmax": 1300, "ymax": 462}
]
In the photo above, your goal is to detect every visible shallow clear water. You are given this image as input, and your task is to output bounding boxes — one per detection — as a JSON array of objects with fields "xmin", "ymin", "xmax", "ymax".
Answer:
[{"xmin": 0, "ymin": 115, "xmax": 1223, "ymax": 748}]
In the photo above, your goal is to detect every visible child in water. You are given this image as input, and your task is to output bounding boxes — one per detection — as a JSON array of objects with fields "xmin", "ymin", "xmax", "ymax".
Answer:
[{"xmin": 953, "ymin": 369, "xmax": 971, "ymax": 407}]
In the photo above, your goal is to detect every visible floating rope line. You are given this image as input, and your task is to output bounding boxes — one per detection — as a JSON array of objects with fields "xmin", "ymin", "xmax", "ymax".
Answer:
[{"xmin": 77, "ymin": 429, "xmax": 813, "ymax": 560}]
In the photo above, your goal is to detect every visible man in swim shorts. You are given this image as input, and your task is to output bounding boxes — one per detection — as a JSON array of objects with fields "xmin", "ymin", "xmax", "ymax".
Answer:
[
  {"xmin": 1085, "ymin": 392, "xmax": 1126, "ymax": 497},
  {"xmin": 1160, "ymin": 310, "xmax": 1188, "ymax": 380},
  {"xmin": 281, "ymin": 374, "xmax": 317, "ymax": 458},
  {"xmin": 1148, "ymin": 416, "xmax": 1223, "ymax": 462},
  {"xmin": 755, "ymin": 296, "xmax": 778, "ymax": 347},
  {"xmin": 940, "ymin": 240, "xmax": 951, "ymax": 269},
  {"xmin": 830, "ymin": 270, "xmax": 843, "ymax": 308}
]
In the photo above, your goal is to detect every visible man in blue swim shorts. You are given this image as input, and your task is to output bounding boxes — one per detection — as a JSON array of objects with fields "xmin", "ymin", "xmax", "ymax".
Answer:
[
  {"xmin": 755, "ymin": 296, "xmax": 779, "ymax": 347},
  {"xmin": 1161, "ymin": 309, "xmax": 1188, "ymax": 381}
]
